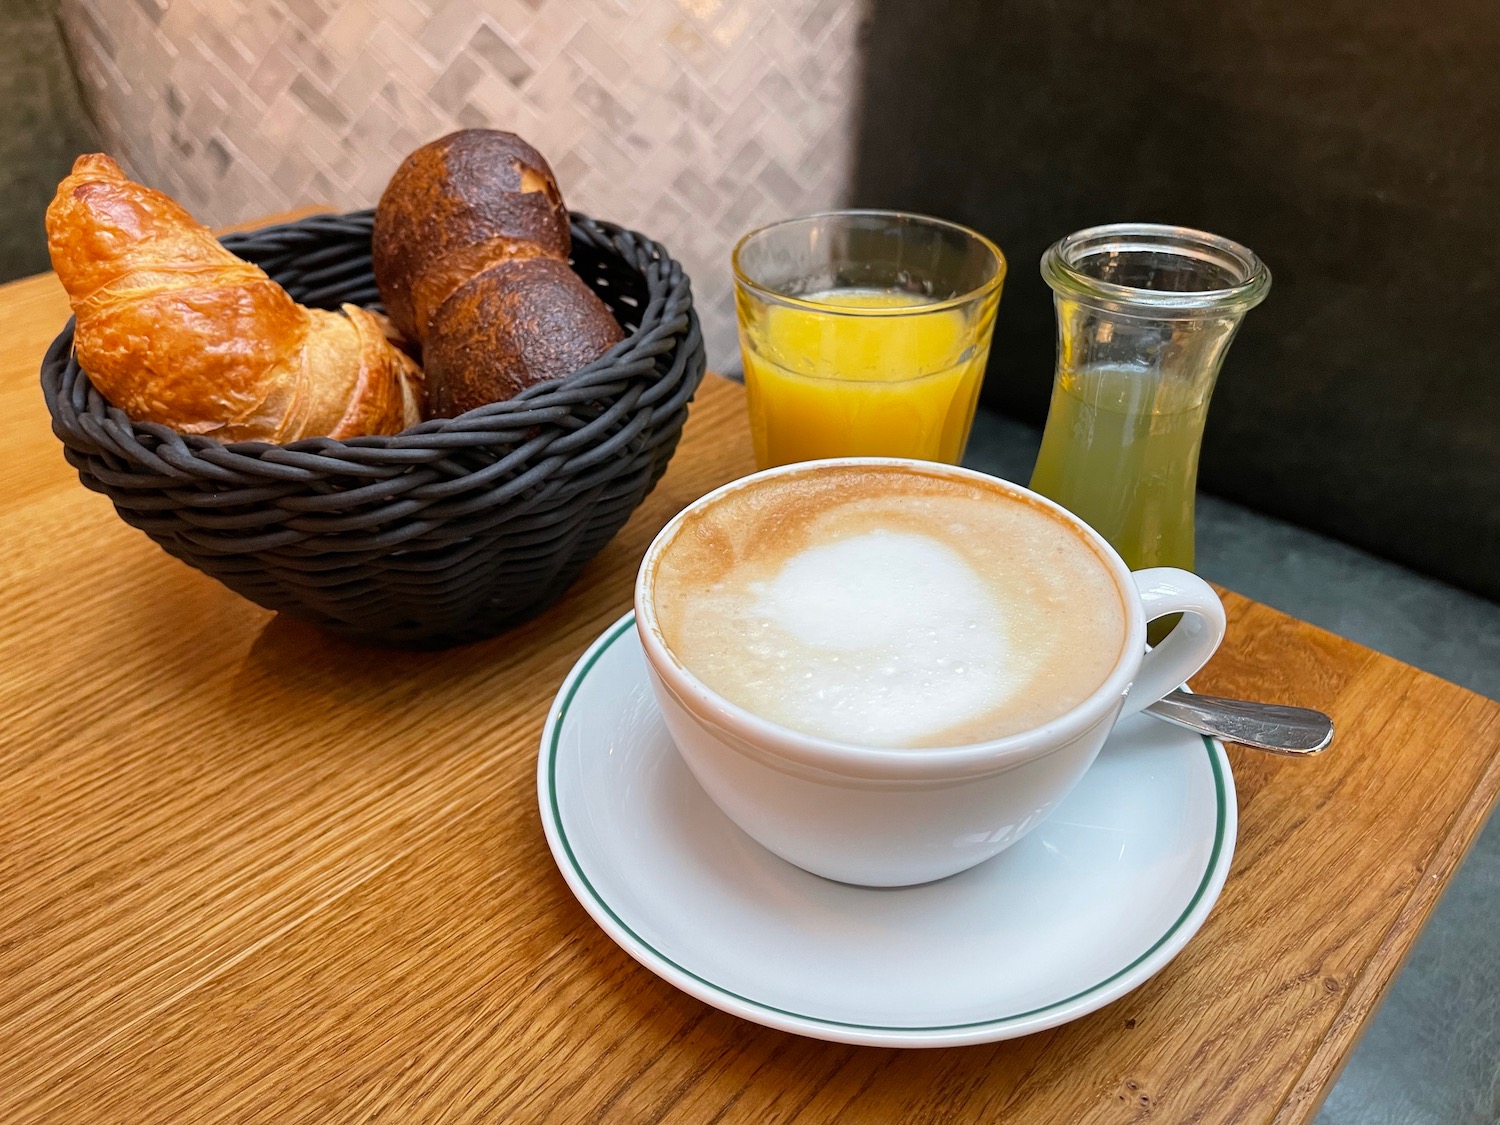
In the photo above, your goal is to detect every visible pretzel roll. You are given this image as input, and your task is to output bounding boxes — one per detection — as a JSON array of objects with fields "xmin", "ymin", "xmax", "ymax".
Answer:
[
  {"xmin": 423, "ymin": 258, "xmax": 624, "ymax": 417},
  {"xmin": 374, "ymin": 128, "xmax": 626, "ymax": 417},
  {"xmin": 372, "ymin": 129, "xmax": 571, "ymax": 345}
]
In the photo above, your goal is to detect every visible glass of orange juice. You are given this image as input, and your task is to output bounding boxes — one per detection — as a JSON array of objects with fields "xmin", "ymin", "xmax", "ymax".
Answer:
[{"xmin": 732, "ymin": 211, "xmax": 1005, "ymax": 468}]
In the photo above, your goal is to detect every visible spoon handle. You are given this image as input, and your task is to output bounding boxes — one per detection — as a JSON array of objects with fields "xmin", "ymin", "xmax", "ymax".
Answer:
[{"xmin": 1145, "ymin": 690, "xmax": 1334, "ymax": 756}]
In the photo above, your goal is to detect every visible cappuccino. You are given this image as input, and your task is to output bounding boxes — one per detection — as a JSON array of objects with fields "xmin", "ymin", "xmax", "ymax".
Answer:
[{"xmin": 647, "ymin": 464, "xmax": 1128, "ymax": 748}]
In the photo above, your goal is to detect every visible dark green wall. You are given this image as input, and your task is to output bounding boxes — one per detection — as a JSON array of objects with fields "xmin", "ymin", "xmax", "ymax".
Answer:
[
  {"xmin": 0, "ymin": 0, "xmax": 96, "ymax": 283},
  {"xmin": 853, "ymin": 0, "xmax": 1500, "ymax": 599}
]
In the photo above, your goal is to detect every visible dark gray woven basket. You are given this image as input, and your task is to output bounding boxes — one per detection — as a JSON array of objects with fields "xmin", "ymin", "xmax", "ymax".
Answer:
[{"xmin": 41, "ymin": 209, "xmax": 705, "ymax": 647}]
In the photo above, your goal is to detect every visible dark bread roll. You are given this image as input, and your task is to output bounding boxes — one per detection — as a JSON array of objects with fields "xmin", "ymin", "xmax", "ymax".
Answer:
[
  {"xmin": 374, "ymin": 128, "xmax": 628, "ymax": 418},
  {"xmin": 372, "ymin": 129, "xmax": 571, "ymax": 345},
  {"xmin": 424, "ymin": 258, "xmax": 625, "ymax": 417}
]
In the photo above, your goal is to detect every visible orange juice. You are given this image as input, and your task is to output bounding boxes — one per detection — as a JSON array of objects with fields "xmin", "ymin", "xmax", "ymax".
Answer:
[{"xmin": 739, "ymin": 288, "xmax": 994, "ymax": 468}]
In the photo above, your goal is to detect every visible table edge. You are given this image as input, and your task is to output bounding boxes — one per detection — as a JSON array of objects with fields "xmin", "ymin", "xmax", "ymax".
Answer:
[{"xmin": 1271, "ymin": 716, "xmax": 1500, "ymax": 1124}]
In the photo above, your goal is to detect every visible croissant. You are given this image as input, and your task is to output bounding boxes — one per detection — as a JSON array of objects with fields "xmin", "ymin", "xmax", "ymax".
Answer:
[
  {"xmin": 373, "ymin": 129, "xmax": 623, "ymax": 417},
  {"xmin": 46, "ymin": 154, "xmax": 423, "ymax": 442}
]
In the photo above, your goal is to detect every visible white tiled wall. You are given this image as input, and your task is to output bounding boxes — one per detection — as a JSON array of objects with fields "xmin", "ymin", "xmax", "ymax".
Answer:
[{"xmin": 58, "ymin": 0, "xmax": 869, "ymax": 368}]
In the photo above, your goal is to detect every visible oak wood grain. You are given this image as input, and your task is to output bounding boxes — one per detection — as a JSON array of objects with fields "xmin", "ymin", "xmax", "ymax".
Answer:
[{"xmin": 1, "ymin": 251, "xmax": 1497, "ymax": 1124}]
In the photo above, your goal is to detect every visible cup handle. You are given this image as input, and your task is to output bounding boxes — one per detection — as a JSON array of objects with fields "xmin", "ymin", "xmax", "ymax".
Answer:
[{"xmin": 1120, "ymin": 568, "xmax": 1228, "ymax": 719}]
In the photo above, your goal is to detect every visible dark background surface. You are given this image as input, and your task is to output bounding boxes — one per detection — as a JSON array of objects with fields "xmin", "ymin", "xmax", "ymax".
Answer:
[
  {"xmin": 0, "ymin": 0, "xmax": 95, "ymax": 283},
  {"xmin": 851, "ymin": 0, "xmax": 1500, "ymax": 600}
]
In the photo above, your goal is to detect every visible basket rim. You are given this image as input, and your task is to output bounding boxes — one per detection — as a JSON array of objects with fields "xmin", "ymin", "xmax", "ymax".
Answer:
[{"xmin": 42, "ymin": 207, "xmax": 695, "ymax": 465}]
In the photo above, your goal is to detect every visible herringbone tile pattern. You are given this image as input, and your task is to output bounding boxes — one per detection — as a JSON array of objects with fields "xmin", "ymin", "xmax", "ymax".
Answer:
[{"xmin": 58, "ymin": 0, "xmax": 867, "ymax": 366}]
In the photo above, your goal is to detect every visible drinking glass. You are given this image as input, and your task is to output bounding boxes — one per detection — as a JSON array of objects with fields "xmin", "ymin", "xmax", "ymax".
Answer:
[
  {"xmin": 1029, "ymin": 223, "xmax": 1270, "ymax": 575},
  {"xmin": 732, "ymin": 211, "xmax": 1006, "ymax": 469}
]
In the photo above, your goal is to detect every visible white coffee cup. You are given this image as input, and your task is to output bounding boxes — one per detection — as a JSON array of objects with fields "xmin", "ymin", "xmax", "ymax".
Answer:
[{"xmin": 634, "ymin": 458, "xmax": 1226, "ymax": 887}]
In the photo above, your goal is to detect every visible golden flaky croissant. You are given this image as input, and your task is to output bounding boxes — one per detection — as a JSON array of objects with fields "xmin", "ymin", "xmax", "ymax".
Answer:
[{"xmin": 46, "ymin": 154, "xmax": 423, "ymax": 442}]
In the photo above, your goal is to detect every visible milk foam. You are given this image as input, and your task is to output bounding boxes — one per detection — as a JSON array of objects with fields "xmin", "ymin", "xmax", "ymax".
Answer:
[
  {"xmin": 744, "ymin": 530, "xmax": 1016, "ymax": 745},
  {"xmin": 650, "ymin": 465, "xmax": 1128, "ymax": 748}
]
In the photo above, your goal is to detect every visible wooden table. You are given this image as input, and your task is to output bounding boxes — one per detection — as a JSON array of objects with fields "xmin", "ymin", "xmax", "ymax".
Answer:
[{"xmin": 3, "ymin": 265, "xmax": 1498, "ymax": 1125}]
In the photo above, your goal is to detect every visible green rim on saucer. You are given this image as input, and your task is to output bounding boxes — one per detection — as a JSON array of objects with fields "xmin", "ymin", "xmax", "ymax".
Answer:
[{"xmin": 543, "ymin": 612, "xmax": 1229, "ymax": 1035}]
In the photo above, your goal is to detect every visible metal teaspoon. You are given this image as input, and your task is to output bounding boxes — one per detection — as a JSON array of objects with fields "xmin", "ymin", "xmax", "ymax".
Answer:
[{"xmin": 1144, "ymin": 690, "xmax": 1334, "ymax": 756}]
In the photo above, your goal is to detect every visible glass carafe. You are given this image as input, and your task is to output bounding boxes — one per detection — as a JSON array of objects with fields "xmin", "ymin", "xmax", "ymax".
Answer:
[{"xmin": 1029, "ymin": 223, "xmax": 1270, "ymax": 579}]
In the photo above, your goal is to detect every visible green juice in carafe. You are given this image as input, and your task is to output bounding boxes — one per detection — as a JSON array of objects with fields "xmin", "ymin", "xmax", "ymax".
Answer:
[
  {"xmin": 1030, "ymin": 224, "xmax": 1268, "ymax": 648},
  {"xmin": 1029, "ymin": 364, "xmax": 1209, "ymax": 574}
]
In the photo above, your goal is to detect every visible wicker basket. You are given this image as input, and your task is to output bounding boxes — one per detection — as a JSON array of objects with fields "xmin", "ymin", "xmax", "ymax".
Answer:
[{"xmin": 41, "ymin": 210, "xmax": 706, "ymax": 647}]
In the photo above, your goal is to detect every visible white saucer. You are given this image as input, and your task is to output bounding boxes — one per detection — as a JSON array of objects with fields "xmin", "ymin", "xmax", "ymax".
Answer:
[{"xmin": 538, "ymin": 613, "xmax": 1236, "ymax": 1048}]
